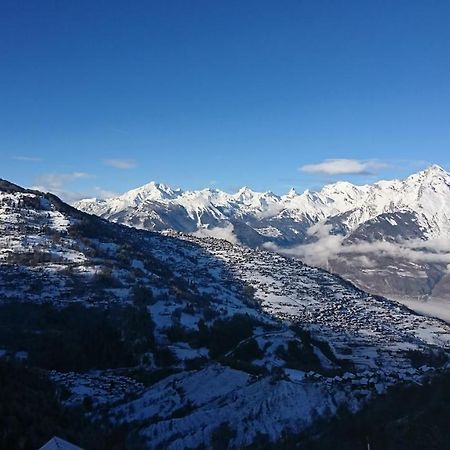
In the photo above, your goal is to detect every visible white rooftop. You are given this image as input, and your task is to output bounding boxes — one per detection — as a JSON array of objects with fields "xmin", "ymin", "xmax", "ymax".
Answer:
[{"xmin": 39, "ymin": 436, "xmax": 84, "ymax": 450}]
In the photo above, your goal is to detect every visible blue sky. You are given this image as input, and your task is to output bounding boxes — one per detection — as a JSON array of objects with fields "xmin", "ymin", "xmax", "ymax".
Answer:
[{"xmin": 1, "ymin": 0, "xmax": 450, "ymax": 201}]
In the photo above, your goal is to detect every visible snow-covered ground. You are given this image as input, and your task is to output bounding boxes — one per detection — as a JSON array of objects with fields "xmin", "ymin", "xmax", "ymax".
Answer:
[{"xmin": 2, "ymin": 179, "xmax": 450, "ymax": 448}]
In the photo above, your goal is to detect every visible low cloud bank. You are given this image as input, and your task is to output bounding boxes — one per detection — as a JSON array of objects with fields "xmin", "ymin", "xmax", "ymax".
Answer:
[
  {"xmin": 193, "ymin": 223, "xmax": 239, "ymax": 244},
  {"xmin": 265, "ymin": 223, "xmax": 450, "ymax": 270}
]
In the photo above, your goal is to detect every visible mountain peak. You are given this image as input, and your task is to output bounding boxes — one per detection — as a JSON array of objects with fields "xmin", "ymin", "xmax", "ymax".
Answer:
[
  {"xmin": 235, "ymin": 186, "xmax": 257, "ymax": 198},
  {"xmin": 141, "ymin": 180, "xmax": 176, "ymax": 192},
  {"xmin": 286, "ymin": 187, "xmax": 298, "ymax": 197},
  {"xmin": 124, "ymin": 181, "xmax": 182, "ymax": 203},
  {"xmin": 407, "ymin": 164, "xmax": 450, "ymax": 185},
  {"xmin": 138, "ymin": 181, "xmax": 181, "ymax": 198},
  {"xmin": 422, "ymin": 164, "xmax": 448, "ymax": 176}
]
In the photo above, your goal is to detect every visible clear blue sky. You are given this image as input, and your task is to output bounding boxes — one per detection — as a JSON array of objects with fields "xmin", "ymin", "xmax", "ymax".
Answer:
[{"xmin": 1, "ymin": 0, "xmax": 450, "ymax": 201}]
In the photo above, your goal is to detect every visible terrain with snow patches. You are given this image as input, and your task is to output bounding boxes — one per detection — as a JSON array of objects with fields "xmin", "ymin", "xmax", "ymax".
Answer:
[
  {"xmin": 76, "ymin": 165, "xmax": 450, "ymax": 307},
  {"xmin": 1, "ymin": 178, "xmax": 450, "ymax": 448}
]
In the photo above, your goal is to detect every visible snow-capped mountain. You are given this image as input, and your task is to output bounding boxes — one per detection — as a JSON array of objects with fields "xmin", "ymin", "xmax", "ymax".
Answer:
[
  {"xmin": 76, "ymin": 165, "xmax": 450, "ymax": 302},
  {"xmin": 3, "ymin": 177, "xmax": 450, "ymax": 448}
]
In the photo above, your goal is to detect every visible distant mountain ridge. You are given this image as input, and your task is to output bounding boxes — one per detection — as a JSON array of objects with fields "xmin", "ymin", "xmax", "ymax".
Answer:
[{"xmin": 76, "ymin": 165, "xmax": 450, "ymax": 302}]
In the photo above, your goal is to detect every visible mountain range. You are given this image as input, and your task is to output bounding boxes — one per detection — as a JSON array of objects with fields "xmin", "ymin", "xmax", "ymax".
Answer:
[
  {"xmin": 76, "ymin": 164, "xmax": 450, "ymax": 306},
  {"xmin": 2, "ymin": 177, "xmax": 450, "ymax": 448}
]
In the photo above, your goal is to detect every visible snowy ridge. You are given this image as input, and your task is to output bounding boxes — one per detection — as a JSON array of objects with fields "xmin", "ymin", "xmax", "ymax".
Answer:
[{"xmin": 76, "ymin": 165, "xmax": 450, "ymax": 238}]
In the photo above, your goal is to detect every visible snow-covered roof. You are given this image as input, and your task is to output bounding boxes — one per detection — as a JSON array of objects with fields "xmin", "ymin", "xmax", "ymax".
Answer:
[{"xmin": 39, "ymin": 436, "xmax": 84, "ymax": 450}]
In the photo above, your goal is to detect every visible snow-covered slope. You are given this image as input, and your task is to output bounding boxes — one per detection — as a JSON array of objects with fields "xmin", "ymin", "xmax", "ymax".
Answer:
[
  {"xmin": 75, "ymin": 165, "xmax": 450, "ymax": 301},
  {"xmin": 3, "ymin": 178, "xmax": 450, "ymax": 448}
]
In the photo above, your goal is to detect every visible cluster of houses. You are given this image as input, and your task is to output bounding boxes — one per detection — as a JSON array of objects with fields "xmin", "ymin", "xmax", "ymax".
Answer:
[{"xmin": 177, "ymin": 234, "xmax": 450, "ymax": 383}]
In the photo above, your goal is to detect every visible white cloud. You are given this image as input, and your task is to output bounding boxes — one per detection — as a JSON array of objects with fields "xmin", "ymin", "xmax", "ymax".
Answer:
[
  {"xmin": 93, "ymin": 186, "xmax": 118, "ymax": 199},
  {"xmin": 300, "ymin": 159, "xmax": 387, "ymax": 175},
  {"xmin": 103, "ymin": 159, "xmax": 136, "ymax": 169},
  {"xmin": 268, "ymin": 223, "xmax": 450, "ymax": 271},
  {"xmin": 34, "ymin": 172, "xmax": 91, "ymax": 190},
  {"xmin": 32, "ymin": 172, "xmax": 117, "ymax": 203},
  {"xmin": 265, "ymin": 223, "xmax": 343, "ymax": 267},
  {"xmin": 193, "ymin": 224, "xmax": 239, "ymax": 244},
  {"xmin": 32, "ymin": 172, "xmax": 93, "ymax": 203},
  {"xmin": 12, "ymin": 155, "xmax": 42, "ymax": 162}
]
